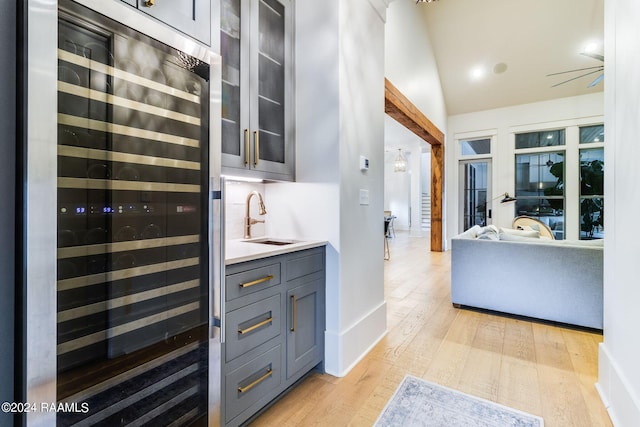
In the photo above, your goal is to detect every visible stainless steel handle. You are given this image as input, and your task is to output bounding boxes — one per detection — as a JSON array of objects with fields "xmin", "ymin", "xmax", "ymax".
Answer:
[
  {"xmin": 238, "ymin": 316, "xmax": 273, "ymax": 335},
  {"xmin": 254, "ymin": 130, "xmax": 259, "ymax": 167},
  {"xmin": 239, "ymin": 275, "xmax": 273, "ymax": 289},
  {"xmin": 238, "ymin": 369, "xmax": 273, "ymax": 393},
  {"xmin": 143, "ymin": 0, "xmax": 155, "ymax": 7},
  {"xmin": 290, "ymin": 294, "xmax": 296, "ymax": 332},
  {"xmin": 211, "ymin": 176, "xmax": 226, "ymax": 342},
  {"xmin": 244, "ymin": 129, "xmax": 250, "ymax": 166}
]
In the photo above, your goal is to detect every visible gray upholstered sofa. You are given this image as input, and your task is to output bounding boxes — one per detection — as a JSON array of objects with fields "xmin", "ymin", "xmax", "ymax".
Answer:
[{"xmin": 451, "ymin": 225, "xmax": 603, "ymax": 329}]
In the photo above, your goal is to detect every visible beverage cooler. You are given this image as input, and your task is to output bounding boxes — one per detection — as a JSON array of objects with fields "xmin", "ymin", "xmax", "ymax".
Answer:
[{"xmin": 20, "ymin": 0, "xmax": 222, "ymax": 425}]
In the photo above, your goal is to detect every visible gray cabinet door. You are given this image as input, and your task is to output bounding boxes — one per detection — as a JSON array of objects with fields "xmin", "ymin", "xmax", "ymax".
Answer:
[
  {"xmin": 221, "ymin": 0, "xmax": 293, "ymax": 181},
  {"xmin": 138, "ymin": 0, "xmax": 211, "ymax": 45},
  {"xmin": 221, "ymin": 0, "xmax": 250, "ymax": 170},
  {"xmin": 286, "ymin": 278, "xmax": 324, "ymax": 379},
  {"xmin": 251, "ymin": 0, "xmax": 292, "ymax": 178}
]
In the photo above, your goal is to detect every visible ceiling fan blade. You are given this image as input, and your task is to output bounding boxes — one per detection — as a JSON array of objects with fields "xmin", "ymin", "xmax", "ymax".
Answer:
[
  {"xmin": 546, "ymin": 65, "xmax": 604, "ymax": 77},
  {"xmin": 588, "ymin": 73, "xmax": 605, "ymax": 87},
  {"xmin": 551, "ymin": 69, "xmax": 604, "ymax": 87},
  {"xmin": 581, "ymin": 52, "xmax": 605, "ymax": 62}
]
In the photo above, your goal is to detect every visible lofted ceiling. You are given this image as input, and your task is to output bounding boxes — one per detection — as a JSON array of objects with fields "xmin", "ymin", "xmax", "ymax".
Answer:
[{"xmin": 417, "ymin": 0, "xmax": 604, "ymax": 116}]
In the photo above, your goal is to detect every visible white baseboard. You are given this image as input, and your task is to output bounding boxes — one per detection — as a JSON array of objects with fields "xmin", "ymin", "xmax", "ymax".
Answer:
[
  {"xmin": 324, "ymin": 301, "xmax": 387, "ymax": 377},
  {"xmin": 597, "ymin": 343, "xmax": 640, "ymax": 426}
]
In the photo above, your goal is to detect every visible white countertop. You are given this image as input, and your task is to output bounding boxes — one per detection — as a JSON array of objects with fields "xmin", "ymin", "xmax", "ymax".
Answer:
[{"xmin": 225, "ymin": 237, "xmax": 327, "ymax": 265}]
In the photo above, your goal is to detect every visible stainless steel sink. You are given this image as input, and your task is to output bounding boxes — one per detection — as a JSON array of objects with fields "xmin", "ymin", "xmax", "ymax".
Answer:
[{"xmin": 243, "ymin": 238, "xmax": 299, "ymax": 246}]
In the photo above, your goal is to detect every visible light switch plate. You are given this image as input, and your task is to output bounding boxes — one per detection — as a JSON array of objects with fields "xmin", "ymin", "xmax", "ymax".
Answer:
[
  {"xmin": 360, "ymin": 155, "xmax": 369, "ymax": 171},
  {"xmin": 359, "ymin": 189, "xmax": 369, "ymax": 205}
]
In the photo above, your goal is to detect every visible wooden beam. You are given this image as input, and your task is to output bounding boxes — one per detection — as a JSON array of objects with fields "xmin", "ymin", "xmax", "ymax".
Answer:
[
  {"xmin": 384, "ymin": 78, "xmax": 444, "ymax": 146},
  {"xmin": 430, "ymin": 144, "xmax": 444, "ymax": 252},
  {"xmin": 384, "ymin": 78, "xmax": 445, "ymax": 252}
]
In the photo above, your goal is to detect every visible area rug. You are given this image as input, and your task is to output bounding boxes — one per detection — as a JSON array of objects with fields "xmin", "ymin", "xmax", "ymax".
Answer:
[{"xmin": 374, "ymin": 375, "xmax": 544, "ymax": 427}]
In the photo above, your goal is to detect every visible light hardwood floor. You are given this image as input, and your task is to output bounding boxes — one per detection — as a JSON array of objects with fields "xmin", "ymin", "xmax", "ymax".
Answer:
[{"xmin": 250, "ymin": 232, "xmax": 612, "ymax": 426}]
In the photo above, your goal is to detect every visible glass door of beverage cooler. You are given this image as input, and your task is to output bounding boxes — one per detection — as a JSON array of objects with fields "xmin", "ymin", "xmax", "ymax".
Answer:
[{"xmin": 55, "ymin": 2, "xmax": 212, "ymax": 425}]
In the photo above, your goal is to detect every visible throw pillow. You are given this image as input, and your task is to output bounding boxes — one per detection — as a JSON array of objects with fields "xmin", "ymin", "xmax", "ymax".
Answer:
[{"xmin": 500, "ymin": 227, "xmax": 540, "ymax": 239}]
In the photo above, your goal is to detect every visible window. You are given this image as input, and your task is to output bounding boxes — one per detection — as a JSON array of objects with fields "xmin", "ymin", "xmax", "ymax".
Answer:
[
  {"xmin": 515, "ymin": 129, "xmax": 565, "ymax": 149},
  {"xmin": 579, "ymin": 147, "xmax": 604, "ymax": 239},
  {"xmin": 580, "ymin": 125, "xmax": 605, "ymax": 144},
  {"xmin": 460, "ymin": 138, "xmax": 490, "ymax": 156},
  {"xmin": 515, "ymin": 150, "xmax": 565, "ymax": 239},
  {"xmin": 514, "ymin": 125, "xmax": 604, "ymax": 240}
]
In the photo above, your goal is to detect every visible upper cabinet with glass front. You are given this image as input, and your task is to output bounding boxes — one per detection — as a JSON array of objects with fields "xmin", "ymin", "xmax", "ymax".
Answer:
[
  {"xmin": 120, "ymin": 0, "xmax": 211, "ymax": 45},
  {"xmin": 221, "ymin": 0, "xmax": 294, "ymax": 181}
]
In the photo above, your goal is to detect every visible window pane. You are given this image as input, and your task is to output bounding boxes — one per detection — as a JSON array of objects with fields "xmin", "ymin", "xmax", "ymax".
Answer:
[
  {"xmin": 580, "ymin": 125, "xmax": 605, "ymax": 144},
  {"xmin": 462, "ymin": 161, "xmax": 488, "ymax": 229},
  {"xmin": 515, "ymin": 199, "xmax": 565, "ymax": 239},
  {"xmin": 515, "ymin": 152, "xmax": 564, "ymax": 198},
  {"xmin": 515, "ymin": 150, "xmax": 565, "ymax": 240},
  {"xmin": 580, "ymin": 197, "xmax": 604, "ymax": 239},
  {"xmin": 515, "ymin": 129, "xmax": 565, "ymax": 149},
  {"xmin": 580, "ymin": 148, "xmax": 604, "ymax": 196},
  {"xmin": 461, "ymin": 138, "xmax": 490, "ymax": 156}
]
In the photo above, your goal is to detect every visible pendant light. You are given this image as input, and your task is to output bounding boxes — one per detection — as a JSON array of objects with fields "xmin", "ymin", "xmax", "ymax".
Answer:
[{"xmin": 394, "ymin": 148, "xmax": 407, "ymax": 172}]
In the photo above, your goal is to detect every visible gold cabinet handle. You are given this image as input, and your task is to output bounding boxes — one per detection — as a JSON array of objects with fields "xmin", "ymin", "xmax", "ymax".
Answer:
[
  {"xmin": 238, "ymin": 368, "xmax": 273, "ymax": 393},
  {"xmin": 238, "ymin": 316, "xmax": 272, "ymax": 335},
  {"xmin": 253, "ymin": 130, "xmax": 259, "ymax": 167},
  {"xmin": 244, "ymin": 129, "xmax": 250, "ymax": 166},
  {"xmin": 143, "ymin": 0, "xmax": 155, "ymax": 6},
  {"xmin": 290, "ymin": 294, "xmax": 296, "ymax": 332},
  {"xmin": 239, "ymin": 274, "xmax": 274, "ymax": 289}
]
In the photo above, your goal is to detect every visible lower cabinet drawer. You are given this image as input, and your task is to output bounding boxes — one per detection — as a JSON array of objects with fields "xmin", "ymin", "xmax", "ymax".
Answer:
[
  {"xmin": 226, "ymin": 262, "xmax": 281, "ymax": 301},
  {"xmin": 286, "ymin": 249, "xmax": 324, "ymax": 281},
  {"xmin": 225, "ymin": 344, "xmax": 282, "ymax": 423},
  {"xmin": 225, "ymin": 294, "xmax": 281, "ymax": 362}
]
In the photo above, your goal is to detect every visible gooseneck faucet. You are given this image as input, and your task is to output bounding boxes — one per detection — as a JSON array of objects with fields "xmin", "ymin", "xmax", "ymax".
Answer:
[{"xmin": 244, "ymin": 191, "xmax": 267, "ymax": 239}]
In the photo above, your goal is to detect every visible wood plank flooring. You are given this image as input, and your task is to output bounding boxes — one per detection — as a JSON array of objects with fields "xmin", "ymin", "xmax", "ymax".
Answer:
[{"xmin": 250, "ymin": 232, "xmax": 612, "ymax": 426}]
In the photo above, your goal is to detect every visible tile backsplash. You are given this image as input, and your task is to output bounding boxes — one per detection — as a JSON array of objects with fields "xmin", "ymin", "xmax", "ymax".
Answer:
[{"xmin": 224, "ymin": 180, "xmax": 267, "ymax": 240}]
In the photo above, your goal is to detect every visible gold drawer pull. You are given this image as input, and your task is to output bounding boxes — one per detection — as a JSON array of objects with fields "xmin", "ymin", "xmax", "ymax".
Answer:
[
  {"xmin": 238, "ymin": 368, "xmax": 273, "ymax": 393},
  {"xmin": 143, "ymin": 0, "xmax": 155, "ymax": 7},
  {"xmin": 290, "ymin": 294, "xmax": 296, "ymax": 332},
  {"xmin": 239, "ymin": 274, "xmax": 274, "ymax": 289},
  {"xmin": 238, "ymin": 316, "xmax": 273, "ymax": 335}
]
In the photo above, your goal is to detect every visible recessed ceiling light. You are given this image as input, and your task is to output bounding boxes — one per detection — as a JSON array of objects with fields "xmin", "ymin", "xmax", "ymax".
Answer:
[
  {"xmin": 584, "ymin": 42, "xmax": 598, "ymax": 53},
  {"xmin": 471, "ymin": 66, "xmax": 485, "ymax": 80}
]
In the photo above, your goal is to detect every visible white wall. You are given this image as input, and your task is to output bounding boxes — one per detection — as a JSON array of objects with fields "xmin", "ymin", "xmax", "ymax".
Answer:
[
  {"xmin": 384, "ymin": 0, "xmax": 447, "ymax": 132},
  {"xmin": 384, "ymin": 149, "xmax": 411, "ymax": 229},
  {"xmin": 446, "ymin": 93, "xmax": 604, "ymax": 246},
  {"xmin": 596, "ymin": 0, "xmax": 640, "ymax": 424},
  {"xmin": 384, "ymin": 115, "xmax": 427, "ymax": 235},
  {"xmin": 262, "ymin": 0, "xmax": 388, "ymax": 376},
  {"xmin": 383, "ymin": 149, "xmax": 424, "ymax": 237},
  {"xmin": 384, "ymin": 0, "xmax": 446, "ymax": 241},
  {"xmin": 421, "ymin": 151, "xmax": 431, "ymax": 194}
]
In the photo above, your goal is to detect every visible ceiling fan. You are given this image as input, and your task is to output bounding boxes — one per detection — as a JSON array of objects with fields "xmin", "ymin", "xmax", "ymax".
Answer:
[{"xmin": 547, "ymin": 52, "xmax": 604, "ymax": 88}]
